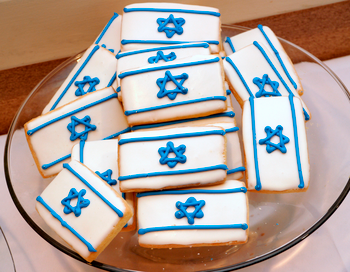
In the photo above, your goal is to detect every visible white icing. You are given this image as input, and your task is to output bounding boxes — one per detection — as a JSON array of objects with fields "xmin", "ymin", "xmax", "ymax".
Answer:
[
  {"xmin": 94, "ymin": 14, "xmax": 122, "ymax": 54},
  {"xmin": 118, "ymin": 126, "xmax": 227, "ymax": 191},
  {"xmin": 121, "ymin": 3, "xmax": 221, "ymax": 53},
  {"xmin": 71, "ymin": 139, "xmax": 135, "ymax": 227},
  {"xmin": 42, "ymin": 45, "xmax": 118, "ymax": 114},
  {"xmin": 224, "ymin": 26, "xmax": 302, "ymax": 93},
  {"xmin": 242, "ymin": 96, "xmax": 310, "ymax": 191},
  {"xmin": 36, "ymin": 160, "xmax": 131, "ymax": 259},
  {"xmin": 120, "ymin": 55, "xmax": 226, "ymax": 125},
  {"xmin": 26, "ymin": 87, "xmax": 129, "ymax": 177},
  {"xmin": 137, "ymin": 180, "xmax": 248, "ymax": 246},
  {"xmin": 224, "ymin": 43, "xmax": 310, "ymax": 117}
]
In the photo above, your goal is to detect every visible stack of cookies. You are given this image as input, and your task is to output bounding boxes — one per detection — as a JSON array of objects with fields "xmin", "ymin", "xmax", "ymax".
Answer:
[{"xmin": 24, "ymin": 3, "xmax": 310, "ymax": 262}]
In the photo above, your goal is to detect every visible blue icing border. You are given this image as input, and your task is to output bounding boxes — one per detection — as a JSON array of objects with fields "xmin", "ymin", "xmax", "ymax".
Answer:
[
  {"xmin": 225, "ymin": 37, "xmax": 235, "ymax": 53},
  {"xmin": 137, "ymin": 187, "xmax": 247, "ymax": 197},
  {"xmin": 227, "ymin": 166, "xmax": 246, "ymax": 175},
  {"xmin": 121, "ymin": 40, "xmax": 220, "ymax": 46},
  {"xmin": 95, "ymin": 13, "xmax": 119, "ymax": 44},
  {"xmin": 123, "ymin": 7, "xmax": 220, "ymax": 17}
]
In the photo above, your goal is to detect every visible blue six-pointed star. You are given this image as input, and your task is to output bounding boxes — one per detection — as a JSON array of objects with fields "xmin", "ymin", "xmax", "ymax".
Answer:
[
  {"xmin": 253, "ymin": 74, "xmax": 281, "ymax": 98},
  {"xmin": 148, "ymin": 51, "xmax": 177, "ymax": 64},
  {"xmin": 157, "ymin": 14, "xmax": 185, "ymax": 38},
  {"xmin": 75, "ymin": 75, "xmax": 100, "ymax": 96},
  {"xmin": 156, "ymin": 70, "xmax": 189, "ymax": 100},
  {"xmin": 96, "ymin": 169, "xmax": 117, "ymax": 186},
  {"xmin": 175, "ymin": 197, "xmax": 206, "ymax": 225},
  {"xmin": 259, "ymin": 125, "xmax": 290, "ymax": 153},
  {"xmin": 67, "ymin": 115, "xmax": 97, "ymax": 141},
  {"xmin": 158, "ymin": 141, "xmax": 186, "ymax": 168},
  {"xmin": 61, "ymin": 188, "xmax": 90, "ymax": 217}
]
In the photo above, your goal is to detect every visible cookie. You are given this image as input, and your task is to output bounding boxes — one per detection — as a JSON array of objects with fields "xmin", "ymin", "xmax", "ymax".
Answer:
[
  {"xmin": 137, "ymin": 179, "xmax": 248, "ymax": 248},
  {"xmin": 35, "ymin": 160, "xmax": 132, "ymax": 262},
  {"xmin": 25, "ymin": 87, "xmax": 129, "ymax": 178},
  {"xmin": 42, "ymin": 44, "xmax": 118, "ymax": 114},
  {"xmin": 242, "ymin": 96, "xmax": 310, "ymax": 192},
  {"xmin": 71, "ymin": 139, "xmax": 136, "ymax": 231},
  {"xmin": 118, "ymin": 126, "xmax": 227, "ymax": 192},
  {"xmin": 121, "ymin": 3, "xmax": 222, "ymax": 53},
  {"xmin": 119, "ymin": 55, "xmax": 227, "ymax": 126}
]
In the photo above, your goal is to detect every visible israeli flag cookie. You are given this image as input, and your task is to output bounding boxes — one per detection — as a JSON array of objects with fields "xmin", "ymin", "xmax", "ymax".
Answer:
[
  {"xmin": 94, "ymin": 13, "xmax": 122, "ymax": 54},
  {"xmin": 116, "ymin": 42, "xmax": 211, "ymax": 100},
  {"xmin": 224, "ymin": 42, "xmax": 311, "ymax": 121},
  {"xmin": 119, "ymin": 55, "xmax": 227, "ymax": 126},
  {"xmin": 71, "ymin": 139, "xmax": 135, "ymax": 231},
  {"xmin": 118, "ymin": 126, "xmax": 227, "ymax": 192},
  {"xmin": 242, "ymin": 96, "xmax": 310, "ymax": 192},
  {"xmin": 121, "ymin": 3, "xmax": 222, "ymax": 53},
  {"xmin": 137, "ymin": 180, "xmax": 248, "ymax": 248},
  {"xmin": 35, "ymin": 160, "xmax": 132, "ymax": 262},
  {"xmin": 224, "ymin": 25, "xmax": 303, "ymax": 96},
  {"xmin": 42, "ymin": 44, "xmax": 118, "ymax": 114},
  {"xmin": 25, "ymin": 87, "xmax": 130, "ymax": 178}
]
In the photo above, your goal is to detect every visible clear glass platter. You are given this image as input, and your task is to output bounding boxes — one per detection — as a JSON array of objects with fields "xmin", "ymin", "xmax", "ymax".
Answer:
[{"xmin": 4, "ymin": 25, "xmax": 350, "ymax": 271}]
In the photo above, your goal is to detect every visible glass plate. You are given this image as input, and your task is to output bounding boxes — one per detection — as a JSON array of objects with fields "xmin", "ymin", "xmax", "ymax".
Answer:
[
  {"xmin": 0, "ymin": 227, "xmax": 16, "ymax": 272},
  {"xmin": 4, "ymin": 25, "xmax": 350, "ymax": 271}
]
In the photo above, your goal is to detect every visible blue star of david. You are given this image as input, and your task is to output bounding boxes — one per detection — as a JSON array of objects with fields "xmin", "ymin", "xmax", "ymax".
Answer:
[
  {"xmin": 101, "ymin": 44, "xmax": 115, "ymax": 53},
  {"xmin": 96, "ymin": 169, "xmax": 117, "ymax": 186},
  {"xmin": 156, "ymin": 71, "xmax": 189, "ymax": 100},
  {"xmin": 67, "ymin": 115, "xmax": 97, "ymax": 141},
  {"xmin": 158, "ymin": 141, "xmax": 186, "ymax": 168},
  {"xmin": 175, "ymin": 197, "xmax": 205, "ymax": 225},
  {"xmin": 61, "ymin": 188, "xmax": 90, "ymax": 217},
  {"xmin": 157, "ymin": 14, "xmax": 185, "ymax": 38},
  {"xmin": 253, "ymin": 74, "xmax": 281, "ymax": 98},
  {"xmin": 148, "ymin": 51, "xmax": 177, "ymax": 64},
  {"xmin": 75, "ymin": 76, "xmax": 100, "ymax": 96},
  {"xmin": 259, "ymin": 125, "xmax": 290, "ymax": 153}
]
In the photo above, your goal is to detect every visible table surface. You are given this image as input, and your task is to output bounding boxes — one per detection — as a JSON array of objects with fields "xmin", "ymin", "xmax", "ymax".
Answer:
[{"xmin": 1, "ymin": 55, "xmax": 350, "ymax": 272}]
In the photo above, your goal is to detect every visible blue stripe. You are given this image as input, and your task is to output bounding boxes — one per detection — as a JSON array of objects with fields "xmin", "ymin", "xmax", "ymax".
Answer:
[
  {"xmin": 50, "ymin": 45, "xmax": 100, "ymax": 111},
  {"xmin": 225, "ymin": 37, "xmax": 235, "ymax": 53},
  {"xmin": 227, "ymin": 166, "xmax": 246, "ymax": 175},
  {"xmin": 36, "ymin": 196, "xmax": 97, "ymax": 252},
  {"xmin": 137, "ymin": 187, "xmax": 247, "ymax": 197},
  {"xmin": 138, "ymin": 224, "xmax": 248, "ymax": 235},
  {"xmin": 27, "ymin": 93, "xmax": 118, "ymax": 136},
  {"xmin": 119, "ymin": 164, "xmax": 228, "ymax": 181},
  {"xmin": 42, "ymin": 154, "xmax": 71, "ymax": 170},
  {"xmin": 95, "ymin": 13, "xmax": 119, "ymax": 44},
  {"xmin": 123, "ymin": 7, "xmax": 220, "ymax": 17},
  {"xmin": 116, "ymin": 86, "xmax": 121, "ymax": 93},
  {"xmin": 119, "ymin": 130, "xmax": 225, "ymax": 145},
  {"xmin": 119, "ymin": 57, "xmax": 220, "ymax": 79},
  {"xmin": 121, "ymin": 40, "xmax": 220, "ymax": 46},
  {"xmin": 303, "ymin": 108, "xmax": 310, "ymax": 121},
  {"xmin": 250, "ymin": 97, "xmax": 262, "ymax": 191},
  {"xmin": 107, "ymin": 73, "xmax": 116, "ymax": 87},
  {"xmin": 103, "ymin": 127, "xmax": 131, "ymax": 140},
  {"xmin": 125, "ymin": 96, "xmax": 227, "ymax": 116},
  {"xmin": 116, "ymin": 43, "xmax": 209, "ymax": 59},
  {"xmin": 225, "ymin": 127, "xmax": 239, "ymax": 133},
  {"xmin": 63, "ymin": 163, "xmax": 124, "ymax": 217},
  {"xmin": 257, "ymin": 25, "xmax": 298, "ymax": 89}
]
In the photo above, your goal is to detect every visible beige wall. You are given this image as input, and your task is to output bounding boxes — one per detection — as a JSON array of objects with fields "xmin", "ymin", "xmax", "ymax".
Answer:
[{"xmin": 0, "ymin": 0, "xmax": 345, "ymax": 70}]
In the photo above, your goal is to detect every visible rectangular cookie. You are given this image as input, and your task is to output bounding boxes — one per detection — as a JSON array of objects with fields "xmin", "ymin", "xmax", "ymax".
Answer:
[
  {"xmin": 121, "ymin": 3, "xmax": 222, "ymax": 53},
  {"xmin": 137, "ymin": 180, "xmax": 248, "ymax": 248},
  {"xmin": 36, "ymin": 160, "xmax": 132, "ymax": 262},
  {"xmin": 42, "ymin": 44, "xmax": 117, "ymax": 114},
  {"xmin": 224, "ymin": 41, "xmax": 311, "ymax": 121},
  {"xmin": 25, "ymin": 87, "xmax": 130, "ymax": 178},
  {"xmin": 224, "ymin": 25, "xmax": 303, "ymax": 96},
  {"xmin": 71, "ymin": 139, "xmax": 136, "ymax": 231},
  {"xmin": 242, "ymin": 96, "xmax": 310, "ymax": 192},
  {"xmin": 118, "ymin": 126, "xmax": 227, "ymax": 192},
  {"xmin": 119, "ymin": 55, "xmax": 227, "ymax": 126}
]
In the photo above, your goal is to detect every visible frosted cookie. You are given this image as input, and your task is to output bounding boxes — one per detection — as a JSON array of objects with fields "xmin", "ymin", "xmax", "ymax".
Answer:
[
  {"xmin": 25, "ymin": 87, "xmax": 130, "ymax": 178},
  {"xmin": 93, "ymin": 13, "xmax": 122, "ymax": 54},
  {"xmin": 224, "ymin": 42, "xmax": 311, "ymax": 121},
  {"xmin": 137, "ymin": 180, "xmax": 248, "ymax": 248},
  {"xmin": 121, "ymin": 3, "xmax": 222, "ymax": 53},
  {"xmin": 242, "ymin": 96, "xmax": 310, "ymax": 192},
  {"xmin": 224, "ymin": 25, "xmax": 303, "ymax": 96},
  {"xmin": 116, "ymin": 42, "xmax": 211, "ymax": 100},
  {"xmin": 36, "ymin": 160, "xmax": 132, "ymax": 262},
  {"xmin": 119, "ymin": 55, "xmax": 227, "ymax": 126},
  {"xmin": 71, "ymin": 139, "xmax": 135, "ymax": 231},
  {"xmin": 42, "ymin": 44, "xmax": 118, "ymax": 114},
  {"xmin": 118, "ymin": 126, "xmax": 227, "ymax": 192}
]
